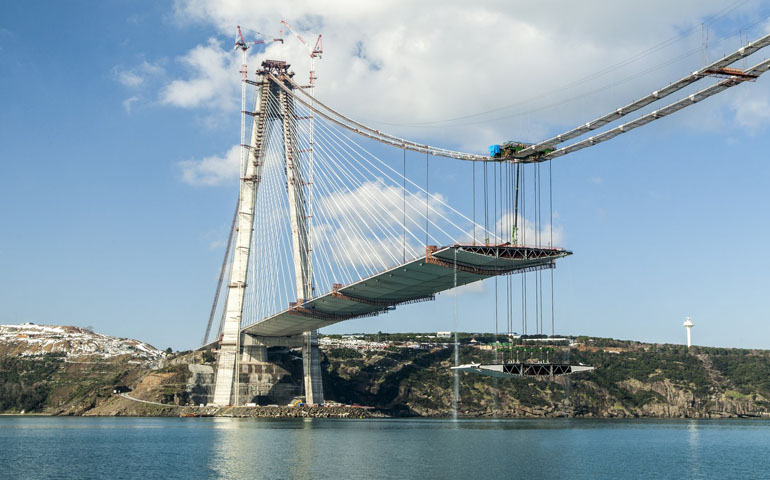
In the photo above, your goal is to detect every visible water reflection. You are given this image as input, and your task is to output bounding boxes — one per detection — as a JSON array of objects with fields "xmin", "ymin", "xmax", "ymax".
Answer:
[
  {"xmin": 5, "ymin": 418, "xmax": 758, "ymax": 479},
  {"xmin": 209, "ymin": 418, "xmax": 247, "ymax": 477},
  {"xmin": 286, "ymin": 419, "xmax": 317, "ymax": 479},
  {"xmin": 685, "ymin": 420, "xmax": 704, "ymax": 479}
]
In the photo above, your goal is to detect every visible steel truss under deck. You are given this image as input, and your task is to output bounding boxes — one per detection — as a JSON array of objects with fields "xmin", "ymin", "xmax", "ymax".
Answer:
[{"xmin": 452, "ymin": 362, "xmax": 595, "ymax": 378}]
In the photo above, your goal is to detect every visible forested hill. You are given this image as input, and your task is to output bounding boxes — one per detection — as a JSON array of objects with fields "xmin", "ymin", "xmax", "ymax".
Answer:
[
  {"xmin": 322, "ymin": 336, "xmax": 770, "ymax": 418},
  {"xmin": 1, "ymin": 324, "xmax": 769, "ymax": 418}
]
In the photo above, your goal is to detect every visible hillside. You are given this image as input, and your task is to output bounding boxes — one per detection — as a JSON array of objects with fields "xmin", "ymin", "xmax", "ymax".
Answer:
[
  {"xmin": 322, "ymin": 340, "xmax": 770, "ymax": 417},
  {"xmin": 0, "ymin": 324, "xmax": 165, "ymax": 414},
  {"xmin": 0, "ymin": 324, "xmax": 164, "ymax": 364},
  {"xmin": 1, "ymin": 324, "xmax": 769, "ymax": 418}
]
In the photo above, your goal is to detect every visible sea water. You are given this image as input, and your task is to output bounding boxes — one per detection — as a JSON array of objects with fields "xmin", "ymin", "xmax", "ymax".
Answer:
[{"xmin": 1, "ymin": 417, "xmax": 768, "ymax": 479}]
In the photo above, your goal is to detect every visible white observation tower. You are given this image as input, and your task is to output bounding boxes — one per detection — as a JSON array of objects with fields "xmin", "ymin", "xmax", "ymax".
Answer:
[{"xmin": 683, "ymin": 316, "xmax": 694, "ymax": 348}]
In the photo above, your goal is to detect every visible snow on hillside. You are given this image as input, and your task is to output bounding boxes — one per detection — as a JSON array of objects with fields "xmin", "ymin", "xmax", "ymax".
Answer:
[{"xmin": 0, "ymin": 323, "xmax": 166, "ymax": 365}]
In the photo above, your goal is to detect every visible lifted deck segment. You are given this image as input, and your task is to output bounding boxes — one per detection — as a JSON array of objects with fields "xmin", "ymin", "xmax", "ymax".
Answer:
[{"xmin": 240, "ymin": 244, "xmax": 571, "ymax": 338}]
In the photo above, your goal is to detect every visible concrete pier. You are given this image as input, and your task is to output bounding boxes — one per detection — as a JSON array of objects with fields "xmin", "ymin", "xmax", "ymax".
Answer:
[{"xmin": 302, "ymin": 330, "xmax": 324, "ymax": 405}]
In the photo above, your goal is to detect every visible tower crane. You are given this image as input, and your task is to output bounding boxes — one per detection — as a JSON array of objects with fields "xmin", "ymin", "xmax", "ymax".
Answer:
[
  {"xmin": 234, "ymin": 26, "xmax": 283, "ymax": 73},
  {"xmin": 233, "ymin": 25, "xmax": 284, "ymax": 172},
  {"xmin": 233, "ymin": 25, "xmax": 284, "ymax": 171},
  {"xmin": 279, "ymin": 20, "xmax": 323, "ymax": 88}
]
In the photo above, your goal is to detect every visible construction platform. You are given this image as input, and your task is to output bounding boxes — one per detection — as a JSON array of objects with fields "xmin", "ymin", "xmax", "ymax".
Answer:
[
  {"xmin": 452, "ymin": 362, "xmax": 595, "ymax": 378},
  {"xmin": 240, "ymin": 244, "xmax": 571, "ymax": 338}
]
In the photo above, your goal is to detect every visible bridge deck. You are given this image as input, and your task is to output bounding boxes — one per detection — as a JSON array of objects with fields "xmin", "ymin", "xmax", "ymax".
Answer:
[{"xmin": 241, "ymin": 244, "xmax": 571, "ymax": 338}]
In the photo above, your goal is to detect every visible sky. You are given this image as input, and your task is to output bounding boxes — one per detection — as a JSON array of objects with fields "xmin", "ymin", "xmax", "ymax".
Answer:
[{"xmin": 1, "ymin": 1, "xmax": 770, "ymax": 350}]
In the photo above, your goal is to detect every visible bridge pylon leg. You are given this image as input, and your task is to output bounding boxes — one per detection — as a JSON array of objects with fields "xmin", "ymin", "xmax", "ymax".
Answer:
[
  {"xmin": 211, "ymin": 77, "xmax": 270, "ymax": 407},
  {"xmin": 279, "ymin": 81, "xmax": 324, "ymax": 405},
  {"xmin": 303, "ymin": 330, "xmax": 324, "ymax": 405}
]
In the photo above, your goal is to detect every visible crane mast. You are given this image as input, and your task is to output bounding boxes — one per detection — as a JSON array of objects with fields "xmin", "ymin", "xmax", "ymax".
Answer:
[{"xmin": 279, "ymin": 19, "xmax": 324, "ymax": 302}]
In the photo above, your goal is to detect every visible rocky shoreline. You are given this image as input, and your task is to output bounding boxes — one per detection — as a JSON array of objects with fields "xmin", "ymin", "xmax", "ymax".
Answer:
[
  {"xmin": 78, "ymin": 392, "xmax": 387, "ymax": 418},
  {"xmin": 78, "ymin": 390, "xmax": 770, "ymax": 420},
  {"xmin": 217, "ymin": 405, "xmax": 387, "ymax": 418}
]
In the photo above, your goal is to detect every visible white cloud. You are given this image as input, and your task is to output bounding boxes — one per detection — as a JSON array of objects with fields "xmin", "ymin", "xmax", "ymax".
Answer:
[
  {"xmin": 160, "ymin": 37, "xmax": 240, "ymax": 111},
  {"xmin": 113, "ymin": 60, "xmax": 165, "ymax": 88},
  {"xmin": 122, "ymin": 96, "xmax": 139, "ymax": 113},
  {"xmin": 118, "ymin": 71, "xmax": 143, "ymax": 88},
  {"xmin": 178, "ymin": 144, "xmax": 241, "ymax": 185},
  {"xmin": 311, "ymin": 180, "xmax": 453, "ymax": 271},
  {"xmin": 455, "ymin": 281, "xmax": 484, "ymax": 296},
  {"xmin": 493, "ymin": 211, "xmax": 565, "ymax": 248},
  {"xmin": 161, "ymin": 0, "xmax": 770, "ymax": 148},
  {"xmin": 208, "ymin": 239, "xmax": 227, "ymax": 250},
  {"xmin": 321, "ymin": 180, "xmax": 448, "ymax": 230},
  {"xmin": 730, "ymin": 88, "xmax": 770, "ymax": 133}
]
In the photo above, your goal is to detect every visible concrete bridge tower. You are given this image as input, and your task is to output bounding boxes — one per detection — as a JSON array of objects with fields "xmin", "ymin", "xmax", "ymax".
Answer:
[{"xmin": 211, "ymin": 60, "xmax": 323, "ymax": 406}]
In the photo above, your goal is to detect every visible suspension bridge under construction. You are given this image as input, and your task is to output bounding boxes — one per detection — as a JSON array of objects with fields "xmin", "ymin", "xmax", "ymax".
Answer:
[{"xmin": 199, "ymin": 27, "xmax": 770, "ymax": 407}]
